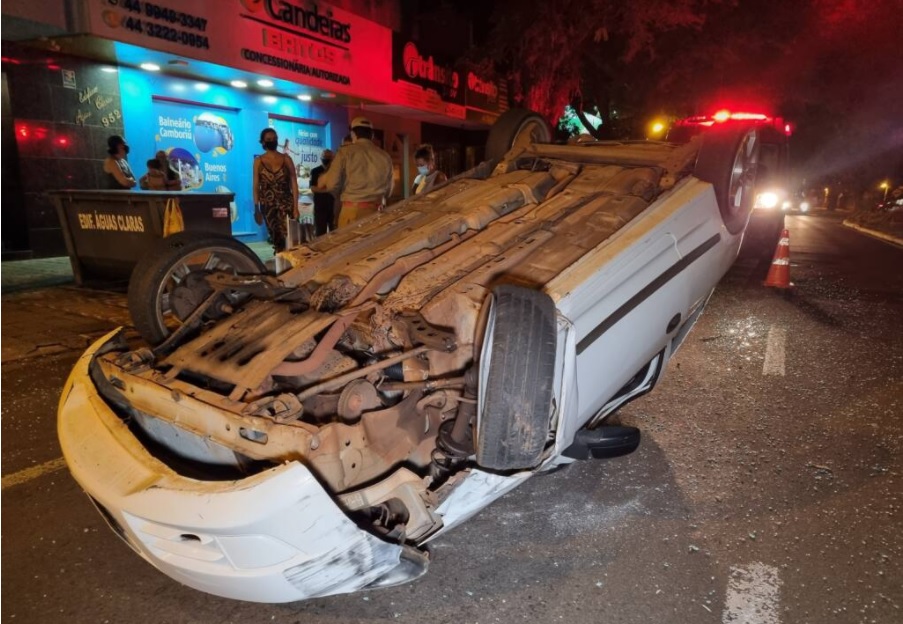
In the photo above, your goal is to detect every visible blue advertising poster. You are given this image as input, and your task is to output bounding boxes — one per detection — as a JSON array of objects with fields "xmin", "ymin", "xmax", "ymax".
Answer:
[
  {"xmin": 151, "ymin": 99, "xmax": 252, "ymax": 233},
  {"xmin": 267, "ymin": 116, "xmax": 330, "ymax": 191},
  {"xmin": 118, "ymin": 58, "xmax": 349, "ymax": 242}
]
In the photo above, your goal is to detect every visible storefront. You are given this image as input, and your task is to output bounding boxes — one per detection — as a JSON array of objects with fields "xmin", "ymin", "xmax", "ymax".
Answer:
[
  {"xmin": 115, "ymin": 61, "xmax": 347, "ymax": 240},
  {"xmin": 2, "ymin": 0, "xmax": 508, "ymax": 256}
]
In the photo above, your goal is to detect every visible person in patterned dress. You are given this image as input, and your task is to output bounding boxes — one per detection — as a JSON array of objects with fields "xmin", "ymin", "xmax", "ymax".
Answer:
[{"xmin": 253, "ymin": 128, "xmax": 299, "ymax": 252}]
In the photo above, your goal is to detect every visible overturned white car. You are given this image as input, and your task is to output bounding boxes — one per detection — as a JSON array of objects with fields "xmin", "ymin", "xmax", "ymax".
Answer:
[{"xmin": 59, "ymin": 110, "xmax": 768, "ymax": 603}]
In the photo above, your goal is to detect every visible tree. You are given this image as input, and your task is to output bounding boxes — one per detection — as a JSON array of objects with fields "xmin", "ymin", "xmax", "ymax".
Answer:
[
  {"xmin": 477, "ymin": 0, "xmax": 710, "ymax": 131},
  {"xmin": 473, "ymin": 0, "xmax": 902, "ymax": 192}
]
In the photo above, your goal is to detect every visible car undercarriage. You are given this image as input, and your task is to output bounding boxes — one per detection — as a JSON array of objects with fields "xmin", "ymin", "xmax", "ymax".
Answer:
[{"xmin": 60, "ymin": 112, "xmax": 764, "ymax": 601}]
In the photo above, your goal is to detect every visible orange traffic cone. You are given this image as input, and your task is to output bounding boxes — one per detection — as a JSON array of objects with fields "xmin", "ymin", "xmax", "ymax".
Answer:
[{"xmin": 764, "ymin": 229, "xmax": 792, "ymax": 288}]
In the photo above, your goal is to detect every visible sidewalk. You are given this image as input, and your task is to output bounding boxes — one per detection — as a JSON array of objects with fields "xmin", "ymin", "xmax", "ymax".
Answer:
[
  {"xmin": 1, "ymin": 242, "xmax": 274, "ymax": 364},
  {"xmin": 842, "ymin": 209, "xmax": 903, "ymax": 247}
]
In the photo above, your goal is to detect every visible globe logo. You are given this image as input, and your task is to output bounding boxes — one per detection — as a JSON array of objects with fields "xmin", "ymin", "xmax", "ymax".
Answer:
[{"xmin": 192, "ymin": 113, "xmax": 234, "ymax": 154}]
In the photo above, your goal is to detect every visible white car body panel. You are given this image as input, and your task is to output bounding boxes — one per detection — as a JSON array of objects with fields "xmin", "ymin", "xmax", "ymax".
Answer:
[{"xmin": 552, "ymin": 179, "xmax": 740, "ymax": 427}]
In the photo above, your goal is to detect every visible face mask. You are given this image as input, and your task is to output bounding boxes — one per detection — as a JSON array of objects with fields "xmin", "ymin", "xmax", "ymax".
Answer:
[
  {"xmin": 263, "ymin": 140, "xmax": 278, "ymax": 151},
  {"xmin": 417, "ymin": 165, "xmax": 430, "ymax": 176}
]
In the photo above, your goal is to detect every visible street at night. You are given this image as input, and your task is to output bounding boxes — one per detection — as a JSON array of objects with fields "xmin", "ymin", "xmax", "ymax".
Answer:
[
  {"xmin": 4, "ymin": 0, "xmax": 903, "ymax": 621},
  {"xmin": 4, "ymin": 213, "xmax": 901, "ymax": 623}
]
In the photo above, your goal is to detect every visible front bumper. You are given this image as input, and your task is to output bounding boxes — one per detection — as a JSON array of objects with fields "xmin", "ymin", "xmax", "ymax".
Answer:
[{"xmin": 58, "ymin": 331, "xmax": 423, "ymax": 603}]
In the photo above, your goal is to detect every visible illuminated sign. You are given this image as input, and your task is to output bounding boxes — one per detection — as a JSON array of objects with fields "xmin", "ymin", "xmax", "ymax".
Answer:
[
  {"xmin": 392, "ymin": 34, "xmax": 463, "ymax": 105},
  {"xmin": 391, "ymin": 34, "xmax": 507, "ymax": 116},
  {"xmin": 84, "ymin": 0, "xmax": 506, "ymax": 123},
  {"xmin": 244, "ymin": 0, "xmax": 352, "ymax": 44},
  {"xmin": 86, "ymin": 0, "xmax": 389, "ymax": 96},
  {"xmin": 465, "ymin": 71, "xmax": 506, "ymax": 114}
]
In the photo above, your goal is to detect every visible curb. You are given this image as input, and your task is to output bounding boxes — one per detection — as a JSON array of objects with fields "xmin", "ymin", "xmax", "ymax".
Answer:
[{"xmin": 842, "ymin": 220, "xmax": 903, "ymax": 248}]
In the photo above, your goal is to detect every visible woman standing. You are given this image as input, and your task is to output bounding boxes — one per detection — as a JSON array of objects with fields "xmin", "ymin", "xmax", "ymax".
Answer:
[
  {"xmin": 253, "ymin": 128, "xmax": 299, "ymax": 252},
  {"xmin": 103, "ymin": 135, "xmax": 137, "ymax": 190},
  {"xmin": 412, "ymin": 144, "xmax": 447, "ymax": 196}
]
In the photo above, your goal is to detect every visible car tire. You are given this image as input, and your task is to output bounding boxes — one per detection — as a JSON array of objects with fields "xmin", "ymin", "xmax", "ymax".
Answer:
[
  {"xmin": 476, "ymin": 285, "xmax": 558, "ymax": 470},
  {"xmin": 485, "ymin": 109, "xmax": 553, "ymax": 161},
  {"xmin": 694, "ymin": 124, "xmax": 762, "ymax": 234},
  {"xmin": 127, "ymin": 232, "xmax": 266, "ymax": 345}
]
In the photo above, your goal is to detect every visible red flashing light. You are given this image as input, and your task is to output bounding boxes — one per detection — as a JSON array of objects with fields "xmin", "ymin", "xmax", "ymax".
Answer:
[
  {"xmin": 47, "ymin": 64, "xmax": 61, "ymax": 71},
  {"xmin": 56, "ymin": 136, "xmax": 69, "ymax": 146},
  {"xmin": 713, "ymin": 110, "xmax": 731, "ymax": 122},
  {"xmin": 712, "ymin": 109, "xmax": 770, "ymax": 122},
  {"xmin": 730, "ymin": 112, "xmax": 769, "ymax": 121},
  {"xmin": 784, "ymin": 123, "xmax": 792, "ymax": 136},
  {"xmin": 16, "ymin": 123, "xmax": 30, "ymax": 139}
]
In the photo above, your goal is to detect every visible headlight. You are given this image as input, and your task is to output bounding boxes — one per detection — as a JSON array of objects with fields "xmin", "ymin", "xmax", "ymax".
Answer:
[
  {"xmin": 756, "ymin": 192, "xmax": 780, "ymax": 209},
  {"xmin": 781, "ymin": 200, "xmax": 792, "ymax": 211},
  {"xmin": 799, "ymin": 201, "xmax": 810, "ymax": 212}
]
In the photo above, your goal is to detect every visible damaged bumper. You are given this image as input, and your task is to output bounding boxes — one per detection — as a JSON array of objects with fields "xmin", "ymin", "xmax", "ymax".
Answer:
[{"xmin": 58, "ymin": 331, "xmax": 426, "ymax": 603}]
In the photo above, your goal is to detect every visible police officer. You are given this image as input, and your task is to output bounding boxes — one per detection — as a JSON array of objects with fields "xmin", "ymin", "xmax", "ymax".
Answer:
[{"xmin": 316, "ymin": 117, "xmax": 393, "ymax": 227}]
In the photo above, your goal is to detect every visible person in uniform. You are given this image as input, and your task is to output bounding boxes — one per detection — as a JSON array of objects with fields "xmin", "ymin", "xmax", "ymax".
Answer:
[{"xmin": 315, "ymin": 117, "xmax": 393, "ymax": 227}]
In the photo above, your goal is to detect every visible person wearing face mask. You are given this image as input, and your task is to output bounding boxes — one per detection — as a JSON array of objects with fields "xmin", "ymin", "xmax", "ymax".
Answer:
[
  {"xmin": 412, "ymin": 144, "xmax": 447, "ymax": 196},
  {"xmin": 309, "ymin": 148, "xmax": 336, "ymax": 236},
  {"xmin": 253, "ymin": 127, "xmax": 299, "ymax": 252},
  {"xmin": 315, "ymin": 117, "xmax": 394, "ymax": 227},
  {"xmin": 103, "ymin": 135, "xmax": 137, "ymax": 190}
]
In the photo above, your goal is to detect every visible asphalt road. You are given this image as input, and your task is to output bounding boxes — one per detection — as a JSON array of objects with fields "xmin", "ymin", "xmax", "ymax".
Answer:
[{"xmin": 2, "ymin": 212, "xmax": 901, "ymax": 624}]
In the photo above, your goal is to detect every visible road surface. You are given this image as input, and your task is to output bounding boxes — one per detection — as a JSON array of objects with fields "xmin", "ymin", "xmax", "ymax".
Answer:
[{"xmin": 3, "ymin": 212, "xmax": 901, "ymax": 623}]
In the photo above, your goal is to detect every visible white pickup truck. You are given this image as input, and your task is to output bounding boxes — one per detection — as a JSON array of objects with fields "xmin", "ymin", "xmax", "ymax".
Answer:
[{"xmin": 58, "ymin": 109, "xmax": 769, "ymax": 603}]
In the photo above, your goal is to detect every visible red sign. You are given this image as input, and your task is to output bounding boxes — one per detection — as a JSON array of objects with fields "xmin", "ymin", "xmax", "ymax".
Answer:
[{"xmin": 86, "ymin": 0, "xmax": 392, "ymax": 98}]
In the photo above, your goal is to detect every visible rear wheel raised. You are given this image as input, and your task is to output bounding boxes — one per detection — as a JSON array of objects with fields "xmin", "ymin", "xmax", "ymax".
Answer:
[
  {"xmin": 485, "ymin": 109, "xmax": 553, "ymax": 161},
  {"xmin": 476, "ymin": 285, "xmax": 558, "ymax": 471},
  {"xmin": 127, "ymin": 233, "xmax": 266, "ymax": 345},
  {"xmin": 694, "ymin": 125, "xmax": 761, "ymax": 234}
]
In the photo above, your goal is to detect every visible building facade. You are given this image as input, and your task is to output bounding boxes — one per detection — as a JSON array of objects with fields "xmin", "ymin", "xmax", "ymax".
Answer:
[{"xmin": 1, "ymin": 0, "xmax": 507, "ymax": 257}]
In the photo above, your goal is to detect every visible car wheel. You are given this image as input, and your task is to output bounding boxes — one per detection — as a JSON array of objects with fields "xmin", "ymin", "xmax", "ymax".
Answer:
[
  {"xmin": 476, "ymin": 285, "xmax": 558, "ymax": 470},
  {"xmin": 127, "ymin": 232, "xmax": 266, "ymax": 345},
  {"xmin": 485, "ymin": 109, "xmax": 553, "ymax": 161},
  {"xmin": 694, "ymin": 125, "xmax": 761, "ymax": 234}
]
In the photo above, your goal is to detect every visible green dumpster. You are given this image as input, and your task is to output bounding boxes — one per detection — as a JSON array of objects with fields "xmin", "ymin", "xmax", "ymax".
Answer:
[{"xmin": 49, "ymin": 190, "xmax": 234, "ymax": 285}]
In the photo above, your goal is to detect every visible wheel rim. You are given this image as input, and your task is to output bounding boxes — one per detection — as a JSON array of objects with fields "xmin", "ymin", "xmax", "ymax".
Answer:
[
  {"xmin": 725, "ymin": 130, "xmax": 759, "ymax": 223},
  {"xmin": 153, "ymin": 246, "xmax": 261, "ymax": 340},
  {"xmin": 511, "ymin": 117, "xmax": 552, "ymax": 152}
]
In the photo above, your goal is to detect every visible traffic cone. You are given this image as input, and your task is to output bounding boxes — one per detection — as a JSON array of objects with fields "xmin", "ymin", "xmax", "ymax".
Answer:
[{"xmin": 764, "ymin": 229, "xmax": 792, "ymax": 288}]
